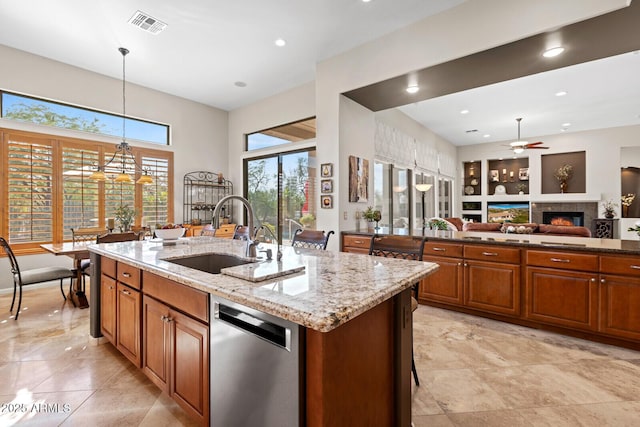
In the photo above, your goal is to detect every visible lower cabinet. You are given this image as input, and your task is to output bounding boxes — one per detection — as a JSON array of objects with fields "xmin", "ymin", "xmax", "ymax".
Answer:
[
  {"xmin": 100, "ymin": 274, "xmax": 117, "ymax": 343},
  {"xmin": 116, "ymin": 283, "xmax": 142, "ymax": 367},
  {"xmin": 465, "ymin": 260, "xmax": 520, "ymax": 316},
  {"xmin": 599, "ymin": 274, "xmax": 640, "ymax": 340},
  {"xmin": 525, "ymin": 267, "xmax": 598, "ymax": 331},
  {"xmin": 342, "ymin": 235, "xmax": 372, "ymax": 254},
  {"xmin": 419, "ymin": 255, "xmax": 464, "ymax": 305},
  {"xmin": 142, "ymin": 295, "xmax": 209, "ymax": 426}
]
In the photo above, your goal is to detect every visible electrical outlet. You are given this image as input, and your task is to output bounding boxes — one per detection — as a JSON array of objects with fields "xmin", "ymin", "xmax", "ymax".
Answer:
[{"xmin": 343, "ymin": 211, "xmax": 348, "ymax": 220}]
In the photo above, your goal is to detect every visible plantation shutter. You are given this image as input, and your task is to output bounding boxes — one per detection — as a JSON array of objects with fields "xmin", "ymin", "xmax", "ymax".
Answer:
[{"xmin": 62, "ymin": 144, "xmax": 101, "ymax": 239}]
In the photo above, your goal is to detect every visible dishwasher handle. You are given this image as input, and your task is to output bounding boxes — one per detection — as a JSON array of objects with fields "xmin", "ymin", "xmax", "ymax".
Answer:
[{"xmin": 214, "ymin": 302, "xmax": 292, "ymax": 351}]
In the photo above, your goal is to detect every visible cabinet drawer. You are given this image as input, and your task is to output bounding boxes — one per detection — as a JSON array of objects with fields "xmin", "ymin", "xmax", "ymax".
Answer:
[
  {"xmin": 464, "ymin": 244, "xmax": 520, "ymax": 264},
  {"xmin": 117, "ymin": 262, "xmax": 141, "ymax": 289},
  {"xmin": 343, "ymin": 235, "xmax": 372, "ymax": 250},
  {"xmin": 142, "ymin": 271, "xmax": 209, "ymax": 323},
  {"xmin": 423, "ymin": 241, "xmax": 463, "ymax": 258},
  {"xmin": 102, "ymin": 256, "xmax": 116, "ymax": 279},
  {"xmin": 527, "ymin": 250, "xmax": 598, "ymax": 272},
  {"xmin": 600, "ymin": 255, "xmax": 640, "ymax": 277},
  {"xmin": 216, "ymin": 223, "xmax": 236, "ymax": 238}
]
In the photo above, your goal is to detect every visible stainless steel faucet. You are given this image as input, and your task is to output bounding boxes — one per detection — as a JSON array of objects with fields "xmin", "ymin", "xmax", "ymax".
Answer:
[{"xmin": 212, "ymin": 195, "xmax": 257, "ymax": 258}]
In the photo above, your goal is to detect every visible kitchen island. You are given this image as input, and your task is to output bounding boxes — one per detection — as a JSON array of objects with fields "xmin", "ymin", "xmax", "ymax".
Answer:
[
  {"xmin": 88, "ymin": 236, "xmax": 438, "ymax": 427},
  {"xmin": 343, "ymin": 228, "xmax": 640, "ymax": 351}
]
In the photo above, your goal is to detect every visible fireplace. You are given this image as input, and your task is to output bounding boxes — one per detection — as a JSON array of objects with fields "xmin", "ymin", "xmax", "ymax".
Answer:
[{"xmin": 542, "ymin": 211, "xmax": 585, "ymax": 227}]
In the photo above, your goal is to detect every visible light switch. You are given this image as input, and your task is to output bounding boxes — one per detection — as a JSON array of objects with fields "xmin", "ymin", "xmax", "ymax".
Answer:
[{"xmin": 343, "ymin": 211, "xmax": 348, "ymax": 220}]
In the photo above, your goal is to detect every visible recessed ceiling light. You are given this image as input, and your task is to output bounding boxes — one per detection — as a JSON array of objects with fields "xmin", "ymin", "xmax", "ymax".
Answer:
[
  {"xmin": 234, "ymin": 81, "xmax": 247, "ymax": 88},
  {"xmin": 543, "ymin": 47, "xmax": 565, "ymax": 58},
  {"xmin": 555, "ymin": 91, "xmax": 567, "ymax": 97},
  {"xmin": 483, "ymin": 134, "xmax": 491, "ymax": 138},
  {"xmin": 362, "ymin": 0, "xmax": 372, "ymax": 2},
  {"xmin": 406, "ymin": 85, "xmax": 419, "ymax": 94},
  {"xmin": 562, "ymin": 122, "xmax": 571, "ymax": 127},
  {"xmin": 460, "ymin": 109, "xmax": 469, "ymax": 114},
  {"xmin": 274, "ymin": 38, "xmax": 286, "ymax": 47}
]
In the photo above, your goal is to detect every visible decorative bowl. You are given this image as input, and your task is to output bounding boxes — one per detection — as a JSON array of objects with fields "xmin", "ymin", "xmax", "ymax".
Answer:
[{"xmin": 154, "ymin": 227, "xmax": 185, "ymax": 240}]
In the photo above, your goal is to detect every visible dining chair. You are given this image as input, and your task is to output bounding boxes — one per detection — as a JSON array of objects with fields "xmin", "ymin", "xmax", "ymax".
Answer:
[
  {"xmin": 1, "ymin": 237, "xmax": 75, "ymax": 320},
  {"xmin": 70, "ymin": 227, "xmax": 105, "ymax": 293},
  {"xmin": 96, "ymin": 231, "xmax": 144, "ymax": 243},
  {"xmin": 291, "ymin": 229, "xmax": 335, "ymax": 250},
  {"xmin": 369, "ymin": 234, "xmax": 426, "ymax": 386}
]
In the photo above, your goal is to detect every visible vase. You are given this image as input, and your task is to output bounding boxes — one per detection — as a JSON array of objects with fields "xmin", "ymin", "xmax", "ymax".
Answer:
[
  {"xmin": 559, "ymin": 180, "xmax": 568, "ymax": 193},
  {"xmin": 623, "ymin": 205, "xmax": 630, "ymax": 218},
  {"xmin": 367, "ymin": 221, "xmax": 375, "ymax": 232},
  {"xmin": 604, "ymin": 212, "xmax": 614, "ymax": 219}
]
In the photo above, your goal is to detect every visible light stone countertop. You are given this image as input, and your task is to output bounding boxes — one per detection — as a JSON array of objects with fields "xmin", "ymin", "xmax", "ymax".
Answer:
[{"xmin": 89, "ymin": 236, "xmax": 438, "ymax": 332}]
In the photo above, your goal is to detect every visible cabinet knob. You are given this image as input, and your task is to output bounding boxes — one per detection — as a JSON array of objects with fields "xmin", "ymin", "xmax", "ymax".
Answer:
[
  {"xmin": 600, "ymin": 278, "xmax": 606, "ymax": 284},
  {"xmin": 121, "ymin": 289, "xmax": 130, "ymax": 295},
  {"xmin": 122, "ymin": 272, "xmax": 131, "ymax": 278},
  {"xmin": 590, "ymin": 278, "xmax": 596, "ymax": 283}
]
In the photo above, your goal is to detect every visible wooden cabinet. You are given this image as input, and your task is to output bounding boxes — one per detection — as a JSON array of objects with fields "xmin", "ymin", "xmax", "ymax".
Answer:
[
  {"xmin": 116, "ymin": 283, "xmax": 142, "ymax": 367},
  {"xmin": 464, "ymin": 245, "xmax": 521, "ymax": 317},
  {"xmin": 599, "ymin": 255, "xmax": 640, "ymax": 340},
  {"xmin": 525, "ymin": 250, "xmax": 599, "ymax": 331},
  {"xmin": 100, "ymin": 274, "xmax": 117, "ymax": 343},
  {"xmin": 419, "ymin": 242, "xmax": 464, "ymax": 305},
  {"xmin": 142, "ymin": 272, "xmax": 209, "ymax": 426},
  {"xmin": 100, "ymin": 258, "xmax": 142, "ymax": 367},
  {"xmin": 342, "ymin": 234, "xmax": 372, "ymax": 254}
]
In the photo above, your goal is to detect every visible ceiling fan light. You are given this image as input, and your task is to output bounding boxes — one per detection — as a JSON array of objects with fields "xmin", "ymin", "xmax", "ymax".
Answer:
[
  {"xmin": 513, "ymin": 147, "xmax": 525, "ymax": 154},
  {"xmin": 510, "ymin": 140, "xmax": 528, "ymax": 147},
  {"xmin": 115, "ymin": 172, "xmax": 132, "ymax": 183}
]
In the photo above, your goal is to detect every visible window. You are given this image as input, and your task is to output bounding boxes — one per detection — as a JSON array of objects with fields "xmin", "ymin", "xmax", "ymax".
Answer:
[
  {"xmin": 438, "ymin": 177, "xmax": 453, "ymax": 218},
  {"xmin": 246, "ymin": 118, "xmax": 315, "ymax": 151},
  {"xmin": 1, "ymin": 128, "xmax": 173, "ymax": 252},
  {"xmin": 1, "ymin": 91, "xmax": 170, "ymax": 146}
]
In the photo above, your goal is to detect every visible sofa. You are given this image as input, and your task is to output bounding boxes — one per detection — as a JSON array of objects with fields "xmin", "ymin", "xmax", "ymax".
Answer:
[{"xmin": 444, "ymin": 217, "xmax": 592, "ymax": 237}]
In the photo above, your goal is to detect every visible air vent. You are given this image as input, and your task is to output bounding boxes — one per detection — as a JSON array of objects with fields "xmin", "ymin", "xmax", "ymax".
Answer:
[
  {"xmin": 465, "ymin": 129, "xmax": 478, "ymax": 133},
  {"xmin": 128, "ymin": 10, "xmax": 167, "ymax": 35}
]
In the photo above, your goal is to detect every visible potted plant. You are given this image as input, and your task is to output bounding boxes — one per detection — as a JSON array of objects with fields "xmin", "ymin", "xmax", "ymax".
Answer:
[
  {"xmin": 602, "ymin": 200, "xmax": 618, "ymax": 219},
  {"xmin": 299, "ymin": 213, "xmax": 315, "ymax": 228},
  {"xmin": 114, "ymin": 205, "xmax": 136, "ymax": 232},
  {"xmin": 363, "ymin": 206, "xmax": 381, "ymax": 231},
  {"xmin": 516, "ymin": 183, "xmax": 527, "ymax": 195},
  {"xmin": 621, "ymin": 193, "xmax": 636, "ymax": 217},
  {"xmin": 428, "ymin": 218, "xmax": 449, "ymax": 231}
]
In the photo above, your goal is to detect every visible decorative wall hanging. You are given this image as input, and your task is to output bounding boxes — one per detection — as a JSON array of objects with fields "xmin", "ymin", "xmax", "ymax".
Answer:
[
  {"xmin": 348, "ymin": 155, "xmax": 369, "ymax": 203},
  {"xmin": 321, "ymin": 195, "xmax": 333, "ymax": 209},
  {"xmin": 321, "ymin": 179, "xmax": 333, "ymax": 193},
  {"xmin": 320, "ymin": 163, "xmax": 333, "ymax": 177}
]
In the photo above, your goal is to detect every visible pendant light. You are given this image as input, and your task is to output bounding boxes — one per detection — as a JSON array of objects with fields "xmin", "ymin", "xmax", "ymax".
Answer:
[{"xmin": 90, "ymin": 47, "xmax": 153, "ymax": 184}]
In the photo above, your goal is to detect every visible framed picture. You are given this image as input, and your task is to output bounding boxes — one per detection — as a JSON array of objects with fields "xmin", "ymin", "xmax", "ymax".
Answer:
[
  {"xmin": 519, "ymin": 167, "xmax": 529, "ymax": 181},
  {"xmin": 490, "ymin": 169, "xmax": 500, "ymax": 182},
  {"xmin": 321, "ymin": 195, "xmax": 333, "ymax": 209},
  {"xmin": 320, "ymin": 163, "xmax": 333, "ymax": 178},
  {"xmin": 321, "ymin": 179, "xmax": 333, "ymax": 193},
  {"xmin": 348, "ymin": 155, "xmax": 369, "ymax": 203}
]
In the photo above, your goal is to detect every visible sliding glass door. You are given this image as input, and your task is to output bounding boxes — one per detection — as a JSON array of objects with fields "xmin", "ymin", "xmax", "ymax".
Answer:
[{"xmin": 246, "ymin": 149, "xmax": 316, "ymax": 245}]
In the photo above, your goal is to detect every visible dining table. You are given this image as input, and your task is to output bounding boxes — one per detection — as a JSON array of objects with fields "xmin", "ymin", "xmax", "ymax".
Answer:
[{"xmin": 40, "ymin": 242, "xmax": 92, "ymax": 309}]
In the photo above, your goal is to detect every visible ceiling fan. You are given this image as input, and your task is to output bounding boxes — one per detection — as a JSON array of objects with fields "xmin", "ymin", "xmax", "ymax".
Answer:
[{"xmin": 508, "ymin": 118, "xmax": 549, "ymax": 154}]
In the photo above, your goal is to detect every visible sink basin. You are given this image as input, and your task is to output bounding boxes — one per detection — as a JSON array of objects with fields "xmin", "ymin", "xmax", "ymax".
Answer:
[{"xmin": 165, "ymin": 253, "xmax": 254, "ymax": 274}]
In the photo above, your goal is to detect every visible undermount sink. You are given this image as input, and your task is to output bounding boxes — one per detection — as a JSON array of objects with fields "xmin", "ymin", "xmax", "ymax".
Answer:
[{"xmin": 165, "ymin": 253, "xmax": 254, "ymax": 275}]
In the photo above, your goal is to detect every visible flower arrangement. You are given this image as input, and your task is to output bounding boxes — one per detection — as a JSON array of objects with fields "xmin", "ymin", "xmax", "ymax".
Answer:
[
  {"xmin": 621, "ymin": 193, "xmax": 636, "ymax": 207},
  {"xmin": 363, "ymin": 206, "xmax": 381, "ymax": 222},
  {"xmin": 429, "ymin": 218, "xmax": 449, "ymax": 231},
  {"xmin": 602, "ymin": 200, "xmax": 618, "ymax": 218},
  {"xmin": 554, "ymin": 164, "xmax": 573, "ymax": 182}
]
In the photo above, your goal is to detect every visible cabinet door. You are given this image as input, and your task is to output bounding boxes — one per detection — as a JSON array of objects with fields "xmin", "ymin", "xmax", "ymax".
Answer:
[
  {"xmin": 599, "ymin": 274, "xmax": 640, "ymax": 340},
  {"xmin": 142, "ymin": 296, "xmax": 171, "ymax": 393},
  {"xmin": 170, "ymin": 309, "xmax": 209, "ymax": 424},
  {"xmin": 419, "ymin": 256, "xmax": 464, "ymax": 305},
  {"xmin": 100, "ymin": 274, "xmax": 117, "ymax": 343},
  {"xmin": 465, "ymin": 260, "xmax": 520, "ymax": 316},
  {"xmin": 116, "ymin": 283, "xmax": 142, "ymax": 367},
  {"xmin": 342, "ymin": 235, "xmax": 372, "ymax": 254},
  {"xmin": 525, "ymin": 267, "xmax": 598, "ymax": 331}
]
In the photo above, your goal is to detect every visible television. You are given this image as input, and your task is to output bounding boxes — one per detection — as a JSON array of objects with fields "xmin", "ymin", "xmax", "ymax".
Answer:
[{"xmin": 487, "ymin": 202, "xmax": 530, "ymax": 223}]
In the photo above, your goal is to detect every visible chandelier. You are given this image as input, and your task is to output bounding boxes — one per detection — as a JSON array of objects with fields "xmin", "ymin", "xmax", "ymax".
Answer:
[{"xmin": 89, "ymin": 47, "xmax": 153, "ymax": 185}]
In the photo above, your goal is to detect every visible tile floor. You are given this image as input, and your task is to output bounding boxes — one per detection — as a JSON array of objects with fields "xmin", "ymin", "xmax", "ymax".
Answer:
[{"xmin": 2, "ymin": 285, "xmax": 640, "ymax": 426}]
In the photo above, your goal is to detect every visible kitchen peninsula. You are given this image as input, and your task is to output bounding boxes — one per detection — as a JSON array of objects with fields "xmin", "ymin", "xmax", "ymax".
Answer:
[
  {"xmin": 343, "ymin": 229, "xmax": 640, "ymax": 352},
  {"xmin": 88, "ymin": 237, "xmax": 438, "ymax": 427}
]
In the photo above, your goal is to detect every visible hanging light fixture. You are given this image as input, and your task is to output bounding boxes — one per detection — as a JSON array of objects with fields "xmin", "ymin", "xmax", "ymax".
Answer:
[{"xmin": 90, "ymin": 47, "xmax": 153, "ymax": 185}]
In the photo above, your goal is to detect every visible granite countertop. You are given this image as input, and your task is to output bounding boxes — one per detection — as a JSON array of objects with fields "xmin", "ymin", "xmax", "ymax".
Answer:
[
  {"xmin": 89, "ymin": 237, "xmax": 438, "ymax": 332},
  {"xmin": 344, "ymin": 228, "xmax": 640, "ymax": 255}
]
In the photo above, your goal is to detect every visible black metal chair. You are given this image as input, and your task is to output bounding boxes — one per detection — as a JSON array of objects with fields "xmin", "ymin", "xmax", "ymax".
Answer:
[
  {"xmin": 1, "ymin": 237, "xmax": 75, "ymax": 320},
  {"xmin": 369, "ymin": 234, "xmax": 426, "ymax": 386},
  {"xmin": 291, "ymin": 229, "xmax": 334, "ymax": 250}
]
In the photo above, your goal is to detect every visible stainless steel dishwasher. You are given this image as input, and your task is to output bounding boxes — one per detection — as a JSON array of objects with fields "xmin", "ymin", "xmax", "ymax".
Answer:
[{"xmin": 210, "ymin": 295, "xmax": 302, "ymax": 427}]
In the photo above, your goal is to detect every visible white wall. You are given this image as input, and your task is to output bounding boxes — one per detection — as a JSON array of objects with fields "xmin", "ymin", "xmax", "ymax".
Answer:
[{"xmin": 313, "ymin": 0, "xmax": 627, "ymax": 244}]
